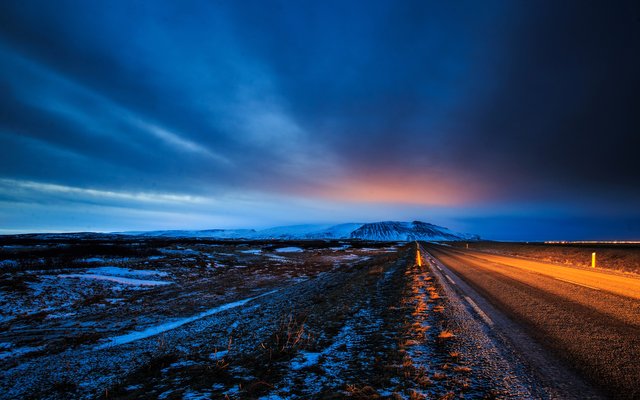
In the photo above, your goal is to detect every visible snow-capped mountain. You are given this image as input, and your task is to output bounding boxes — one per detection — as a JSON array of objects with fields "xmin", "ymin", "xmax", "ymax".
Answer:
[
  {"xmin": 119, "ymin": 221, "xmax": 477, "ymax": 242},
  {"xmin": 350, "ymin": 221, "xmax": 477, "ymax": 241},
  {"xmin": 251, "ymin": 223, "xmax": 363, "ymax": 240}
]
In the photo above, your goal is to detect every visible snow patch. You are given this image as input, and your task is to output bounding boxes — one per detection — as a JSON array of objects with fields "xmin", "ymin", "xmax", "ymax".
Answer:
[
  {"xmin": 58, "ymin": 274, "xmax": 172, "ymax": 286},
  {"xmin": 0, "ymin": 260, "xmax": 18, "ymax": 268},
  {"xmin": 97, "ymin": 290, "xmax": 278, "ymax": 348},
  {"xmin": 209, "ymin": 350, "xmax": 228, "ymax": 360},
  {"xmin": 290, "ymin": 351, "xmax": 321, "ymax": 370},
  {"xmin": 0, "ymin": 345, "xmax": 45, "ymax": 360},
  {"xmin": 82, "ymin": 257, "xmax": 105, "ymax": 263},
  {"xmin": 274, "ymin": 247, "xmax": 304, "ymax": 253},
  {"xmin": 86, "ymin": 266, "xmax": 169, "ymax": 277},
  {"xmin": 240, "ymin": 249, "xmax": 262, "ymax": 254}
]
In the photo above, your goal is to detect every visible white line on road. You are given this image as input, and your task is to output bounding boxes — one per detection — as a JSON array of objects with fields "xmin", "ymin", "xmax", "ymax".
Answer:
[
  {"xmin": 554, "ymin": 278, "xmax": 600, "ymax": 291},
  {"xmin": 445, "ymin": 275, "xmax": 456, "ymax": 285},
  {"xmin": 464, "ymin": 296, "xmax": 494, "ymax": 326}
]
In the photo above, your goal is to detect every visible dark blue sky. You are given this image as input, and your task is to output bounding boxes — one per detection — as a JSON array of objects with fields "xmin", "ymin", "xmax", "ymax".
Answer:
[{"xmin": 1, "ymin": 0, "xmax": 639, "ymax": 240}]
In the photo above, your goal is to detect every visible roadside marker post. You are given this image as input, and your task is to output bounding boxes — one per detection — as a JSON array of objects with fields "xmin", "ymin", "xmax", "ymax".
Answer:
[{"xmin": 592, "ymin": 252, "xmax": 596, "ymax": 268}]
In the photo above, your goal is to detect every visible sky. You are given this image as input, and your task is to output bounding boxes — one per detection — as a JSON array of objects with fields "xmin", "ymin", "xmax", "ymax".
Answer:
[{"xmin": 0, "ymin": 0, "xmax": 639, "ymax": 240}]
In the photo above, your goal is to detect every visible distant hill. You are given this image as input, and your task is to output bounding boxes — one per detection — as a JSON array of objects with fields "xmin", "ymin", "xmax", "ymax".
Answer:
[
  {"xmin": 350, "ymin": 221, "xmax": 478, "ymax": 241},
  {"xmin": 120, "ymin": 220, "xmax": 478, "ymax": 242},
  {"xmin": 127, "ymin": 229, "xmax": 257, "ymax": 239}
]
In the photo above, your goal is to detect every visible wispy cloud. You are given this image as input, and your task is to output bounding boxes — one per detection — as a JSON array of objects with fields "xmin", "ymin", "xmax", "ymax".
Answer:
[{"xmin": 0, "ymin": 178, "xmax": 208, "ymax": 205}]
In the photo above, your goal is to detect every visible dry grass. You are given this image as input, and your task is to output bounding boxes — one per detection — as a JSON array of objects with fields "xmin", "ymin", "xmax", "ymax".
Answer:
[
  {"xmin": 415, "ymin": 375, "xmax": 433, "ymax": 388},
  {"xmin": 432, "ymin": 372, "xmax": 448, "ymax": 381},
  {"xmin": 437, "ymin": 330, "xmax": 454, "ymax": 340},
  {"xmin": 408, "ymin": 389, "xmax": 427, "ymax": 400},
  {"xmin": 368, "ymin": 265, "xmax": 385, "ymax": 275},
  {"xmin": 427, "ymin": 286, "xmax": 440, "ymax": 300},
  {"xmin": 345, "ymin": 384, "xmax": 382, "ymax": 399},
  {"xmin": 259, "ymin": 314, "xmax": 312, "ymax": 362}
]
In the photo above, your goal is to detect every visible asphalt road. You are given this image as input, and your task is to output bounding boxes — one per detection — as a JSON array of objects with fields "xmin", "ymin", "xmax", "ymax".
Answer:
[{"xmin": 423, "ymin": 243, "xmax": 640, "ymax": 400}]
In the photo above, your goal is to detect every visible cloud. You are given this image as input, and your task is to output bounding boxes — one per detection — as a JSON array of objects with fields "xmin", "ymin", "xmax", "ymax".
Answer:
[{"xmin": 0, "ymin": 0, "xmax": 638, "ymax": 237}]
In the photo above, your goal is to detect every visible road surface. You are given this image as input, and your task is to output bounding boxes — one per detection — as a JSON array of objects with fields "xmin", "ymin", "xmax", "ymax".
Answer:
[{"xmin": 422, "ymin": 243, "xmax": 640, "ymax": 399}]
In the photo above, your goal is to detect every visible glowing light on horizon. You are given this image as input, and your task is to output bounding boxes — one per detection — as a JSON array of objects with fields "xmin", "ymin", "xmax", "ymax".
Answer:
[{"xmin": 298, "ymin": 173, "xmax": 487, "ymax": 207}]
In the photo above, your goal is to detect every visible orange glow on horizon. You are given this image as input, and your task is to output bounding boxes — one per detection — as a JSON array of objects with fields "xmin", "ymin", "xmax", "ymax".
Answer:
[{"xmin": 300, "ymin": 173, "xmax": 486, "ymax": 206}]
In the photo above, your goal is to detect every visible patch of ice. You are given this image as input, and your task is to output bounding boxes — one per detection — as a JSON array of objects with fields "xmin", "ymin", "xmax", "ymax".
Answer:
[
  {"xmin": 240, "ymin": 249, "xmax": 262, "ymax": 254},
  {"xmin": 58, "ymin": 274, "xmax": 172, "ymax": 286},
  {"xmin": 82, "ymin": 257, "xmax": 105, "ymax": 263},
  {"xmin": 290, "ymin": 276, "xmax": 309, "ymax": 284},
  {"xmin": 224, "ymin": 387, "xmax": 240, "ymax": 396},
  {"xmin": 290, "ymin": 351, "xmax": 321, "ymax": 370},
  {"xmin": 357, "ymin": 248, "xmax": 378, "ymax": 252},
  {"xmin": 86, "ymin": 266, "xmax": 169, "ymax": 277},
  {"xmin": 258, "ymin": 395, "xmax": 286, "ymax": 400},
  {"xmin": 274, "ymin": 247, "xmax": 304, "ymax": 253},
  {"xmin": 0, "ymin": 260, "xmax": 18, "ymax": 268},
  {"xmin": 209, "ymin": 350, "xmax": 228, "ymax": 360},
  {"xmin": 160, "ymin": 248, "xmax": 200, "ymax": 255},
  {"xmin": 162, "ymin": 359, "xmax": 200, "ymax": 373},
  {"xmin": 158, "ymin": 389, "xmax": 175, "ymax": 399},
  {"xmin": 0, "ymin": 345, "xmax": 45, "ymax": 360},
  {"xmin": 183, "ymin": 390, "xmax": 211, "ymax": 399},
  {"xmin": 45, "ymin": 312, "xmax": 76, "ymax": 319},
  {"xmin": 97, "ymin": 290, "xmax": 278, "ymax": 348}
]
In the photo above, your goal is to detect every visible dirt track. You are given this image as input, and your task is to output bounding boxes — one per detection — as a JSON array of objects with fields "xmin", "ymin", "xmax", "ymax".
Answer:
[{"xmin": 426, "ymin": 244, "xmax": 640, "ymax": 400}]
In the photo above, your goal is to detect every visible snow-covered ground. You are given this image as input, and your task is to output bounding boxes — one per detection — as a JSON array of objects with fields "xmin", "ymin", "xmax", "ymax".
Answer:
[
  {"xmin": 98, "ymin": 290, "xmax": 277, "ymax": 348},
  {"xmin": 0, "ymin": 238, "xmax": 504, "ymax": 399},
  {"xmin": 240, "ymin": 249, "xmax": 262, "ymax": 254},
  {"xmin": 58, "ymin": 273, "xmax": 172, "ymax": 286},
  {"xmin": 274, "ymin": 247, "xmax": 304, "ymax": 253}
]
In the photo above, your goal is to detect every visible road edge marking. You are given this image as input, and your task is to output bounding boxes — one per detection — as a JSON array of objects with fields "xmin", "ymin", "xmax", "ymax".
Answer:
[
  {"xmin": 464, "ymin": 296, "xmax": 494, "ymax": 326},
  {"xmin": 554, "ymin": 277, "xmax": 600, "ymax": 291}
]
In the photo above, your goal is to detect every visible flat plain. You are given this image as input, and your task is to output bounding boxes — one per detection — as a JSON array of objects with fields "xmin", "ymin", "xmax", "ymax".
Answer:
[{"xmin": 1, "ymin": 237, "xmax": 639, "ymax": 399}]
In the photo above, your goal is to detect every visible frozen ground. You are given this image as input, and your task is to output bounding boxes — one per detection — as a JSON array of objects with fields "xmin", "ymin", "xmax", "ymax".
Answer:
[{"xmin": 0, "ymin": 237, "xmax": 540, "ymax": 399}]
